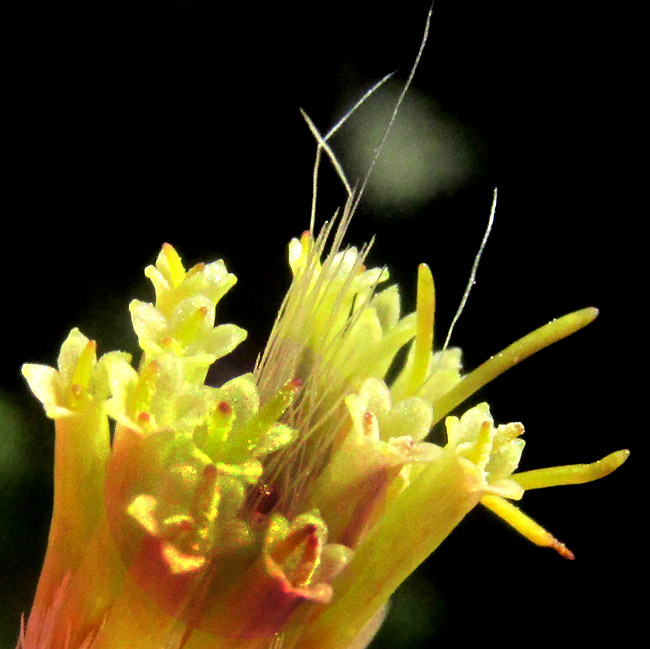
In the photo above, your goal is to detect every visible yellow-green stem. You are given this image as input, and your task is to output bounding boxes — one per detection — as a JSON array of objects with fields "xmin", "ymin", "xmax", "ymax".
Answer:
[
  {"xmin": 295, "ymin": 448, "xmax": 481, "ymax": 649},
  {"xmin": 513, "ymin": 450, "xmax": 630, "ymax": 490},
  {"xmin": 432, "ymin": 307, "xmax": 598, "ymax": 425},
  {"xmin": 28, "ymin": 409, "xmax": 109, "ymax": 620}
]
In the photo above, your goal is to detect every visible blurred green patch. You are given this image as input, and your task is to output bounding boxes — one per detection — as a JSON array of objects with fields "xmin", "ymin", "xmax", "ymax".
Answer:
[
  {"xmin": 0, "ymin": 390, "xmax": 52, "ymax": 648},
  {"xmin": 0, "ymin": 393, "xmax": 28, "ymax": 483},
  {"xmin": 370, "ymin": 572, "xmax": 446, "ymax": 648}
]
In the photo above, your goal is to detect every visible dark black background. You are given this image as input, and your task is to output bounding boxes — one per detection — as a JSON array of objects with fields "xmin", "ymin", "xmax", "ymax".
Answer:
[{"xmin": 1, "ymin": 1, "xmax": 637, "ymax": 647}]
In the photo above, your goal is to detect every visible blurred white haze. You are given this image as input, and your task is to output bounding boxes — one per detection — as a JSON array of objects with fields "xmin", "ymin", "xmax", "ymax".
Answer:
[{"xmin": 339, "ymin": 84, "xmax": 484, "ymax": 211}]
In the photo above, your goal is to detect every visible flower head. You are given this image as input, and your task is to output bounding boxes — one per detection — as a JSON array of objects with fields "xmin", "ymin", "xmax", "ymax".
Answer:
[
  {"xmin": 18, "ymin": 227, "xmax": 628, "ymax": 649},
  {"xmin": 17, "ymin": 15, "xmax": 628, "ymax": 645}
]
